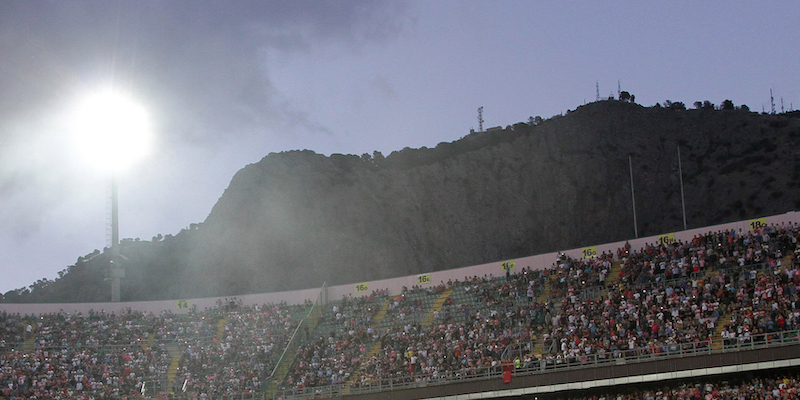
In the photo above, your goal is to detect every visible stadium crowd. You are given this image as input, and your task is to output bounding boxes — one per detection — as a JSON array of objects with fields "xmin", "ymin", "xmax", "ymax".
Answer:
[
  {"xmin": 2, "ymin": 223, "xmax": 800, "ymax": 399},
  {"xmin": 0, "ymin": 309, "xmax": 171, "ymax": 399},
  {"xmin": 174, "ymin": 302, "xmax": 307, "ymax": 398},
  {"xmin": 279, "ymin": 223, "xmax": 800, "ymax": 394},
  {"xmin": 0, "ymin": 301, "xmax": 309, "ymax": 399}
]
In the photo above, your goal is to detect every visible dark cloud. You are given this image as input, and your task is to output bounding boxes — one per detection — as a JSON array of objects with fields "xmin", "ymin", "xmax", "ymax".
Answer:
[{"xmin": 0, "ymin": 0, "xmax": 409, "ymax": 143}]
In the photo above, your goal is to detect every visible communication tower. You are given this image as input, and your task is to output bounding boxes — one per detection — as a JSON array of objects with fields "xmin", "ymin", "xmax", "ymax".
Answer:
[
  {"xmin": 596, "ymin": 82, "xmax": 600, "ymax": 102},
  {"xmin": 771, "ymin": 89, "xmax": 776, "ymax": 114},
  {"xmin": 478, "ymin": 106, "xmax": 484, "ymax": 132}
]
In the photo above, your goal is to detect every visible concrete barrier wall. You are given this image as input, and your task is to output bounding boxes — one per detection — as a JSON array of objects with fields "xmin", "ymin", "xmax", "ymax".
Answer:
[
  {"xmin": 3, "ymin": 211, "xmax": 798, "ymax": 316},
  {"xmin": 0, "ymin": 287, "xmax": 322, "ymax": 316},
  {"xmin": 326, "ymin": 211, "xmax": 800, "ymax": 299}
]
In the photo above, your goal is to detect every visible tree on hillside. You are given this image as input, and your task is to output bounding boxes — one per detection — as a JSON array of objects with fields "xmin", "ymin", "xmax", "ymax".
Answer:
[
  {"xmin": 664, "ymin": 100, "xmax": 686, "ymax": 111},
  {"xmin": 721, "ymin": 99, "xmax": 735, "ymax": 110}
]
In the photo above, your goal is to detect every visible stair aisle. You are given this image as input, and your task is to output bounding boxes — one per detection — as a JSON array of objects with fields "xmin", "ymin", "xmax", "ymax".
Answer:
[
  {"xmin": 343, "ymin": 297, "xmax": 395, "ymax": 391},
  {"xmin": 165, "ymin": 342, "xmax": 184, "ymax": 393},
  {"xmin": 535, "ymin": 274, "xmax": 552, "ymax": 306},
  {"xmin": 605, "ymin": 260, "xmax": 623, "ymax": 289},
  {"xmin": 711, "ymin": 310, "xmax": 734, "ymax": 351},
  {"xmin": 422, "ymin": 288, "xmax": 454, "ymax": 327},
  {"xmin": 23, "ymin": 337, "xmax": 35, "ymax": 354}
]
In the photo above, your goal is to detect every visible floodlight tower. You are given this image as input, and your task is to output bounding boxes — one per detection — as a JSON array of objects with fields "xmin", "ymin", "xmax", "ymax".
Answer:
[
  {"xmin": 72, "ymin": 88, "xmax": 152, "ymax": 302},
  {"xmin": 108, "ymin": 176, "xmax": 123, "ymax": 302}
]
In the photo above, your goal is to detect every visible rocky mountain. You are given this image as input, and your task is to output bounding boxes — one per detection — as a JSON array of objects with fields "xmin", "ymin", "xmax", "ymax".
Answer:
[{"xmin": 5, "ymin": 100, "xmax": 800, "ymax": 302}]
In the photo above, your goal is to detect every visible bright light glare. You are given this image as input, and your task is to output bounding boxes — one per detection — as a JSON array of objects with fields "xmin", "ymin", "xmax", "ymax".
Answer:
[{"xmin": 71, "ymin": 89, "xmax": 152, "ymax": 172}]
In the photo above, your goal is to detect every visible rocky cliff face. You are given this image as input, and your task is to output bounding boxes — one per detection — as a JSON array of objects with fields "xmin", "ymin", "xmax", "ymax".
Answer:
[
  {"xmin": 8, "ymin": 100, "xmax": 800, "ymax": 302},
  {"xmin": 168, "ymin": 101, "xmax": 800, "ymax": 297}
]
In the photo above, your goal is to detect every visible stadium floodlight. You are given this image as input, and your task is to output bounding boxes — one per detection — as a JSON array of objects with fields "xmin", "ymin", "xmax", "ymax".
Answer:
[
  {"xmin": 70, "ymin": 87, "xmax": 152, "ymax": 302},
  {"xmin": 72, "ymin": 88, "xmax": 152, "ymax": 172}
]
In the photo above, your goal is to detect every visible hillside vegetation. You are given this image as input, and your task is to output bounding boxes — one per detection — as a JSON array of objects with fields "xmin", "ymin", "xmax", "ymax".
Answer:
[{"xmin": 5, "ymin": 99, "xmax": 800, "ymax": 302}]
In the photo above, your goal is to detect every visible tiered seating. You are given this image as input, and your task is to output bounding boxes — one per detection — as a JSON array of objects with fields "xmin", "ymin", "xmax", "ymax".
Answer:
[
  {"xmin": 0, "ymin": 310, "xmax": 172, "ymax": 398},
  {"xmin": 4, "ymin": 223, "xmax": 800, "ymax": 399},
  {"xmin": 282, "ymin": 291, "xmax": 388, "ymax": 390},
  {"xmin": 0, "ymin": 301, "xmax": 312, "ymax": 399},
  {"xmin": 277, "ymin": 223, "xmax": 800, "ymax": 396},
  {"xmin": 172, "ymin": 302, "xmax": 310, "ymax": 398}
]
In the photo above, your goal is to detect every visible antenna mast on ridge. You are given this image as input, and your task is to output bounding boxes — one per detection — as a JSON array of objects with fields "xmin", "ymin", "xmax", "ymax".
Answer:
[
  {"xmin": 478, "ymin": 106, "xmax": 484, "ymax": 132},
  {"xmin": 771, "ymin": 89, "xmax": 776, "ymax": 114},
  {"xmin": 596, "ymin": 82, "xmax": 600, "ymax": 102}
]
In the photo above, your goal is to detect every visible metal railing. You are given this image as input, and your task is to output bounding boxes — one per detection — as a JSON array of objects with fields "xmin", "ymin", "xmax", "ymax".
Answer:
[{"xmin": 269, "ymin": 327, "xmax": 800, "ymax": 400}]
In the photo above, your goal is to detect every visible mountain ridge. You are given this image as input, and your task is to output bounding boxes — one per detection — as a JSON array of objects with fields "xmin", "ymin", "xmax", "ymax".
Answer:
[{"xmin": 5, "ymin": 99, "xmax": 800, "ymax": 302}]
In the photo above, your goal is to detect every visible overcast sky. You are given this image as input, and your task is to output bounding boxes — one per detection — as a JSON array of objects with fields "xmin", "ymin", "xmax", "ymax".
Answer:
[{"xmin": 1, "ymin": 1, "xmax": 798, "ymax": 294}]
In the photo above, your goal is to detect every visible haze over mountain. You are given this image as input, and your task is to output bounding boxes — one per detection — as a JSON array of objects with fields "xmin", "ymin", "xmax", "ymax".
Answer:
[{"xmin": 4, "ymin": 99, "xmax": 800, "ymax": 303}]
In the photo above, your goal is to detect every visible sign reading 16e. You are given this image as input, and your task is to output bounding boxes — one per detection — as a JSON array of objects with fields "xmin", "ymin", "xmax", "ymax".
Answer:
[
  {"xmin": 417, "ymin": 274, "xmax": 432, "ymax": 285},
  {"xmin": 355, "ymin": 283, "xmax": 369, "ymax": 293},
  {"xmin": 582, "ymin": 246, "xmax": 597, "ymax": 258}
]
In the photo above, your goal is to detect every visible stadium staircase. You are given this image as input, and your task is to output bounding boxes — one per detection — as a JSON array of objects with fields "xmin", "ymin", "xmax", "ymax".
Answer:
[
  {"xmin": 165, "ymin": 342, "xmax": 183, "ymax": 394},
  {"xmin": 264, "ymin": 300, "xmax": 328, "ymax": 399},
  {"xmin": 265, "ymin": 346, "xmax": 299, "ymax": 398},
  {"xmin": 711, "ymin": 312, "xmax": 733, "ymax": 351},
  {"xmin": 531, "ymin": 334, "xmax": 545, "ymax": 360},
  {"xmin": 605, "ymin": 260, "xmax": 623, "ymax": 289},
  {"xmin": 531, "ymin": 275, "xmax": 554, "ymax": 358},
  {"xmin": 140, "ymin": 332, "xmax": 153, "ymax": 351},
  {"xmin": 341, "ymin": 297, "xmax": 395, "ymax": 393},
  {"xmin": 216, "ymin": 317, "xmax": 228, "ymax": 339},
  {"xmin": 22, "ymin": 337, "xmax": 35, "ymax": 354},
  {"xmin": 535, "ymin": 274, "xmax": 553, "ymax": 305},
  {"xmin": 370, "ymin": 296, "xmax": 393, "ymax": 328},
  {"xmin": 422, "ymin": 287, "xmax": 454, "ymax": 327}
]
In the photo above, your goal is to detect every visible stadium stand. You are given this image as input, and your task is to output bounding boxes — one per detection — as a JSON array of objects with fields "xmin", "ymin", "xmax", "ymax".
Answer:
[{"xmin": 3, "ymin": 216, "xmax": 800, "ymax": 399}]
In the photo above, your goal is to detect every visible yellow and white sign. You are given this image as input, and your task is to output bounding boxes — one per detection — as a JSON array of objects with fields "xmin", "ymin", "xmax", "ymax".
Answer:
[
  {"xmin": 417, "ymin": 274, "xmax": 432, "ymax": 285},
  {"xmin": 355, "ymin": 282, "xmax": 369, "ymax": 293},
  {"xmin": 581, "ymin": 246, "xmax": 598, "ymax": 259},
  {"xmin": 657, "ymin": 233, "xmax": 675, "ymax": 246},
  {"xmin": 749, "ymin": 217, "xmax": 767, "ymax": 231}
]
